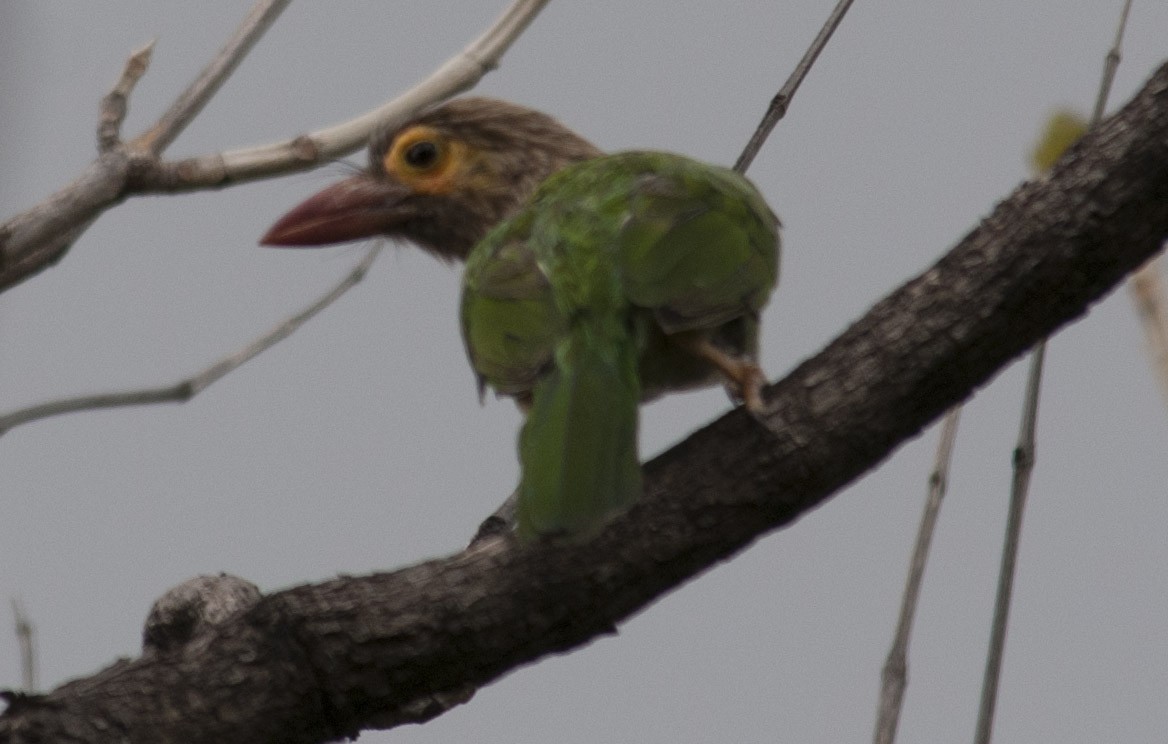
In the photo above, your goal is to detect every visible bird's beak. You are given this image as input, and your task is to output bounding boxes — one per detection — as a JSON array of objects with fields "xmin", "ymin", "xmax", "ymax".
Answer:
[{"xmin": 259, "ymin": 174, "xmax": 410, "ymax": 247}]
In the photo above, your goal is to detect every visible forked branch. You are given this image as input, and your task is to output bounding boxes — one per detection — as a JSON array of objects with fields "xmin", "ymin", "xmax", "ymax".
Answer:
[{"xmin": 0, "ymin": 0, "xmax": 550, "ymax": 293}]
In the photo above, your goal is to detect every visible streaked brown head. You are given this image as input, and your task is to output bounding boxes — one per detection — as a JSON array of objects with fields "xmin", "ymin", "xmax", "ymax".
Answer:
[{"xmin": 260, "ymin": 97, "xmax": 602, "ymax": 261}]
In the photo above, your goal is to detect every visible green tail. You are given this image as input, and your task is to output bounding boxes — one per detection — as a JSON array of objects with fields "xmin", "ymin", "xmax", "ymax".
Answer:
[{"xmin": 517, "ymin": 322, "xmax": 642, "ymax": 539}]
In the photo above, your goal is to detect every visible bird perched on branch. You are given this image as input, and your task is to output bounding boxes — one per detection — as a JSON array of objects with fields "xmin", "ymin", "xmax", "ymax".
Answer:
[{"xmin": 262, "ymin": 97, "xmax": 780, "ymax": 539}]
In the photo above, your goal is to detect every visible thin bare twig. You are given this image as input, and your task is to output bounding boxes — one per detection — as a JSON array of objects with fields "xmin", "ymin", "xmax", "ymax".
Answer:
[
  {"xmin": 1092, "ymin": 0, "xmax": 1134, "ymax": 124},
  {"xmin": 134, "ymin": 0, "xmax": 292, "ymax": 155},
  {"xmin": 733, "ymin": 0, "xmax": 856, "ymax": 173},
  {"xmin": 11, "ymin": 598, "xmax": 36, "ymax": 692},
  {"xmin": 973, "ymin": 4, "xmax": 1133, "ymax": 742},
  {"xmin": 142, "ymin": 0, "xmax": 553, "ymax": 190},
  {"xmin": 98, "ymin": 40, "xmax": 156, "ymax": 152},
  {"xmin": 873, "ymin": 407, "xmax": 961, "ymax": 744},
  {"xmin": 0, "ymin": 246, "xmax": 380, "ymax": 436},
  {"xmin": 973, "ymin": 344, "xmax": 1044, "ymax": 744}
]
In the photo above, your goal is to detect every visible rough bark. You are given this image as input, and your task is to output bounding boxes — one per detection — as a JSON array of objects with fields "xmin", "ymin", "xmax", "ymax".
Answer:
[{"xmin": 2, "ymin": 61, "xmax": 1167, "ymax": 744}]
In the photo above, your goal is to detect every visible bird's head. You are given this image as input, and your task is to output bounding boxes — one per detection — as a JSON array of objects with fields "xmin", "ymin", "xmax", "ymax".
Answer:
[{"xmin": 260, "ymin": 97, "xmax": 602, "ymax": 261}]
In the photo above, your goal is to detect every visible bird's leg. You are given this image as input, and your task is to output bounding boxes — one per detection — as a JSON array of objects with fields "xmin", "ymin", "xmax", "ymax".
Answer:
[{"xmin": 673, "ymin": 333, "xmax": 767, "ymax": 414}]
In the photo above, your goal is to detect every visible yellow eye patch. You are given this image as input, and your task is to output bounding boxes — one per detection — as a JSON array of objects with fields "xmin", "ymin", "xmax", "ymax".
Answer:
[{"xmin": 383, "ymin": 125, "xmax": 468, "ymax": 195}]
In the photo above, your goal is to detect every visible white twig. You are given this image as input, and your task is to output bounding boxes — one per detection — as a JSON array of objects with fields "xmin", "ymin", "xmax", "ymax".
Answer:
[
  {"xmin": 98, "ymin": 39, "xmax": 156, "ymax": 152},
  {"xmin": 0, "ymin": 0, "xmax": 550, "ymax": 292},
  {"xmin": 148, "ymin": 0, "xmax": 552, "ymax": 190},
  {"xmin": 0, "ymin": 247, "xmax": 380, "ymax": 436},
  {"xmin": 873, "ymin": 407, "xmax": 961, "ymax": 744},
  {"xmin": 134, "ymin": 0, "xmax": 292, "ymax": 155},
  {"xmin": 0, "ymin": 0, "xmax": 551, "ymax": 429},
  {"xmin": 973, "ymin": 4, "xmax": 1133, "ymax": 743}
]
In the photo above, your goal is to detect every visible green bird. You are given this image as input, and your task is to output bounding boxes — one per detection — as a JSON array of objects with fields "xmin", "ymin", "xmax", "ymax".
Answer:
[
  {"xmin": 262, "ymin": 98, "xmax": 780, "ymax": 538},
  {"xmin": 462, "ymin": 153, "xmax": 778, "ymax": 537}
]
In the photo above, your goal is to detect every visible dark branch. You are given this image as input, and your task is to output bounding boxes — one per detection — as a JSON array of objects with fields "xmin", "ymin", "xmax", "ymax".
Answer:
[{"xmin": 3, "ymin": 59, "xmax": 1167, "ymax": 744}]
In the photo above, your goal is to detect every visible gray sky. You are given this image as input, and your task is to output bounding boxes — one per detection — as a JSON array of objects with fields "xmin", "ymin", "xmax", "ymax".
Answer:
[{"xmin": 2, "ymin": 2, "xmax": 1167, "ymax": 742}]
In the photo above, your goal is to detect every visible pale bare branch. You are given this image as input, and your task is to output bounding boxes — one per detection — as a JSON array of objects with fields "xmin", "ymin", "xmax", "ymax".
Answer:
[
  {"xmin": 0, "ymin": 246, "xmax": 380, "ymax": 436},
  {"xmin": 974, "ymin": 343, "xmax": 1044, "ymax": 744},
  {"xmin": 0, "ymin": 0, "xmax": 551, "ymax": 438},
  {"xmin": 0, "ymin": 0, "xmax": 550, "ymax": 292},
  {"xmin": 144, "ymin": 0, "xmax": 552, "ymax": 191},
  {"xmin": 98, "ymin": 39, "xmax": 155, "ymax": 152},
  {"xmin": 973, "ymin": 4, "xmax": 1134, "ymax": 742},
  {"xmin": 133, "ymin": 0, "xmax": 292, "ymax": 155},
  {"xmin": 873, "ymin": 407, "xmax": 961, "ymax": 744}
]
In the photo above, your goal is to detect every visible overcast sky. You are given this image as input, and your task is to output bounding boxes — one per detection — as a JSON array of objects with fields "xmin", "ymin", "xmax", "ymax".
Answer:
[{"xmin": 2, "ymin": 2, "xmax": 1167, "ymax": 742}]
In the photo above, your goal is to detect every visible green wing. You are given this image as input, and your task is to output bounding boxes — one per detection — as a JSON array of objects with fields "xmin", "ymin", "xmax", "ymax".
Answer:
[
  {"xmin": 460, "ymin": 215, "xmax": 564, "ymax": 400},
  {"xmin": 616, "ymin": 154, "xmax": 780, "ymax": 335}
]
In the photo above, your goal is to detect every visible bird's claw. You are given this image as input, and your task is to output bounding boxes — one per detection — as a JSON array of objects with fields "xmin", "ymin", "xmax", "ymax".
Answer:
[{"xmin": 725, "ymin": 362, "xmax": 767, "ymax": 416}]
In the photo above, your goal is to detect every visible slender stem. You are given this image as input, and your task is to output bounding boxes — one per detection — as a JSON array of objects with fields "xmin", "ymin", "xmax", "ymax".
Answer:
[
  {"xmin": 149, "ymin": 0, "xmax": 553, "ymax": 190},
  {"xmin": 973, "ymin": 4, "xmax": 1134, "ymax": 742},
  {"xmin": 1092, "ymin": 0, "xmax": 1134, "ymax": 124},
  {"xmin": 11, "ymin": 598, "xmax": 37, "ymax": 692},
  {"xmin": 873, "ymin": 407, "xmax": 961, "ymax": 744},
  {"xmin": 133, "ymin": 0, "xmax": 292, "ymax": 155},
  {"xmin": 973, "ymin": 344, "xmax": 1044, "ymax": 744},
  {"xmin": 0, "ymin": 246, "xmax": 380, "ymax": 436},
  {"xmin": 733, "ymin": 0, "xmax": 856, "ymax": 174}
]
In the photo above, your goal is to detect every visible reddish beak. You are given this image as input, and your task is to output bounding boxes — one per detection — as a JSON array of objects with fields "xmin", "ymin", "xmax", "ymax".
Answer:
[{"xmin": 260, "ymin": 175, "xmax": 408, "ymax": 247}]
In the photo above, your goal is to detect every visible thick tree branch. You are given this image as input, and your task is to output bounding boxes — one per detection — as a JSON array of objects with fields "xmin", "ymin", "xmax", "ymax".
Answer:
[
  {"xmin": 3, "ymin": 60, "xmax": 1166, "ymax": 744},
  {"xmin": 0, "ymin": 0, "xmax": 549, "ymax": 294}
]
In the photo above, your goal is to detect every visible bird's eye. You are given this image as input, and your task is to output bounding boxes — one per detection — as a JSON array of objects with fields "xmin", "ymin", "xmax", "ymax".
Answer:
[{"xmin": 404, "ymin": 141, "xmax": 439, "ymax": 169}]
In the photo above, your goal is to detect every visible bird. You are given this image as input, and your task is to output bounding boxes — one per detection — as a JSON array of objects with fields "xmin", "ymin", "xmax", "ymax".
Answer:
[
  {"xmin": 461, "ymin": 152, "xmax": 779, "ymax": 538},
  {"xmin": 261, "ymin": 97, "xmax": 780, "ymax": 539}
]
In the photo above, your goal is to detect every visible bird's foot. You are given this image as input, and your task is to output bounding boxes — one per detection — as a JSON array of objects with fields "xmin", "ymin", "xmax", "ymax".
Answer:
[
  {"xmin": 675, "ymin": 334, "xmax": 768, "ymax": 415},
  {"xmin": 733, "ymin": 363, "xmax": 768, "ymax": 416}
]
